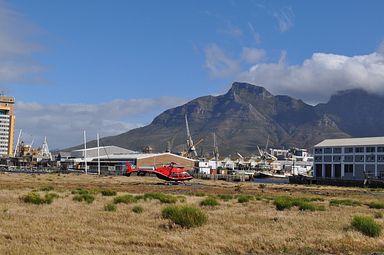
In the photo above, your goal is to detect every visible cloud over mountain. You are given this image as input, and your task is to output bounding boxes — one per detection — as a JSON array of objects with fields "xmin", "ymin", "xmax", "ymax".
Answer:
[{"xmin": 238, "ymin": 50, "xmax": 384, "ymax": 103}]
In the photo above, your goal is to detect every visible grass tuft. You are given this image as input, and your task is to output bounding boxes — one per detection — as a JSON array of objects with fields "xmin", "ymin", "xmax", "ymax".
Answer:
[
  {"xmin": 162, "ymin": 205, "xmax": 207, "ymax": 228},
  {"xmin": 217, "ymin": 194, "xmax": 233, "ymax": 201},
  {"xmin": 351, "ymin": 215, "xmax": 381, "ymax": 237},
  {"xmin": 104, "ymin": 203, "xmax": 117, "ymax": 212},
  {"xmin": 143, "ymin": 192, "xmax": 178, "ymax": 204},
  {"xmin": 22, "ymin": 192, "xmax": 58, "ymax": 205},
  {"xmin": 329, "ymin": 199, "xmax": 361, "ymax": 207},
  {"xmin": 132, "ymin": 205, "xmax": 144, "ymax": 214},
  {"xmin": 374, "ymin": 211, "xmax": 383, "ymax": 219},
  {"xmin": 237, "ymin": 195, "xmax": 253, "ymax": 203},
  {"xmin": 367, "ymin": 201, "xmax": 384, "ymax": 209},
  {"xmin": 274, "ymin": 196, "xmax": 325, "ymax": 211},
  {"xmin": 39, "ymin": 186, "xmax": 54, "ymax": 192},
  {"xmin": 73, "ymin": 190, "xmax": 95, "ymax": 204},
  {"xmin": 200, "ymin": 197, "xmax": 220, "ymax": 207},
  {"xmin": 113, "ymin": 194, "xmax": 137, "ymax": 204},
  {"xmin": 100, "ymin": 189, "xmax": 117, "ymax": 196}
]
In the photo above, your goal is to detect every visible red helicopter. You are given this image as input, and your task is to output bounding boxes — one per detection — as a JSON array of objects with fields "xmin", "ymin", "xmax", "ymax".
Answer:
[{"xmin": 125, "ymin": 162, "xmax": 193, "ymax": 182}]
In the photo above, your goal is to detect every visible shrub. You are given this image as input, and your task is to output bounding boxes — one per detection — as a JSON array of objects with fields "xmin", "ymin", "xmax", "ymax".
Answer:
[
  {"xmin": 113, "ymin": 194, "xmax": 137, "ymax": 204},
  {"xmin": 22, "ymin": 192, "xmax": 46, "ymax": 204},
  {"xmin": 104, "ymin": 203, "xmax": 117, "ymax": 212},
  {"xmin": 217, "ymin": 194, "xmax": 233, "ymax": 201},
  {"xmin": 367, "ymin": 202, "xmax": 384, "ymax": 209},
  {"xmin": 132, "ymin": 205, "xmax": 144, "ymax": 214},
  {"xmin": 22, "ymin": 192, "xmax": 58, "ymax": 205},
  {"xmin": 101, "ymin": 190, "xmax": 117, "ymax": 196},
  {"xmin": 39, "ymin": 186, "xmax": 54, "ymax": 192},
  {"xmin": 237, "ymin": 195, "xmax": 253, "ymax": 203},
  {"xmin": 143, "ymin": 192, "xmax": 178, "ymax": 204},
  {"xmin": 44, "ymin": 193, "xmax": 59, "ymax": 204},
  {"xmin": 73, "ymin": 191, "xmax": 95, "ymax": 204},
  {"xmin": 274, "ymin": 196, "xmax": 325, "ymax": 211},
  {"xmin": 162, "ymin": 205, "xmax": 207, "ymax": 228},
  {"xmin": 374, "ymin": 212, "xmax": 383, "ymax": 219},
  {"xmin": 329, "ymin": 199, "xmax": 361, "ymax": 207},
  {"xmin": 351, "ymin": 215, "xmax": 381, "ymax": 237},
  {"xmin": 200, "ymin": 197, "xmax": 220, "ymax": 207},
  {"xmin": 274, "ymin": 196, "xmax": 294, "ymax": 211}
]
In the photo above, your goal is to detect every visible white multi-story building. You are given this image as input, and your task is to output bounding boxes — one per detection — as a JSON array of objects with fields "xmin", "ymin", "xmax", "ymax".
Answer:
[
  {"xmin": 313, "ymin": 137, "xmax": 384, "ymax": 180},
  {"xmin": 0, "ymin": 96, "xmax": 15, "ymax": 157}
]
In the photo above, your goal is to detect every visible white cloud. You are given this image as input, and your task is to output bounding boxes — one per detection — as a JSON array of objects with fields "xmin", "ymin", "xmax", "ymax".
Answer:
[
  {"xmin": 238, "ymin": 50, "xmax": 384, "ymax": 103},
  {"xmin": 219, "ymin": 22, "xmax": 243, "ymax": 38},
  {"xmin": 204, "ymin": 44, "xmax": 239, "ymax": 78},
  {"xmin": 241, "ymin": 47, "xmax": 265, "ymax": 64},
  {"xmin": 247, "ymin": 22, "xmax": 261, "ymax": 44},
  {"xmin": 273, "ymin": 7, "xmax": 294, "ymax": 33},
  {"xmin": 0, "ymin": 1, "xmax": 44, "ymax": 84},
  {"xmin": 15, "ymin": 97, "xmax": 187, "ymax": 149}
]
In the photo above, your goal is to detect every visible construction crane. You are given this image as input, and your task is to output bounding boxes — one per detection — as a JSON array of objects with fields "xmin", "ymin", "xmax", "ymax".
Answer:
[{"xmin": 183, "ymin": 114, "xmax": 203, "ymax": 158}]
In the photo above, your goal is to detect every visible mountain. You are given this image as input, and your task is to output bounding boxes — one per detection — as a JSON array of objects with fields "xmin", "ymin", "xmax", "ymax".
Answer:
[{"xmin": 69, "ymin": 82, "xmax": 384, "ymax": 156}]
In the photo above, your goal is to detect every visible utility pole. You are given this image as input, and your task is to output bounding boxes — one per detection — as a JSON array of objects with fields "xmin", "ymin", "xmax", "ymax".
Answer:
[
  {"xmin": 97, "ymin": 133, "xmax": 100, "ymax": 175},
  {"xmin": 84, "ymin": 130, "xmax": 87, "ymax": 175}
]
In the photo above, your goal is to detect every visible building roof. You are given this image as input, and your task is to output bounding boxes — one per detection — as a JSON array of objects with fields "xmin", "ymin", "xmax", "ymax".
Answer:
[{"xmin": 315, "ymin": 137, "xmax": 384, "ymax": 147}]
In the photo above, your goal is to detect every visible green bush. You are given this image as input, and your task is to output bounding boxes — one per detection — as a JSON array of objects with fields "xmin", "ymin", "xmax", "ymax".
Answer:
[
  {"xmin": 44, "ymin": 193, "xmax": 59, "ymax": 204},
  {"xmin": 274, "ymin": 196, "xmax": 294, "ymax": 210},
  {"xmin": 274, "ymin": 196, "xmax": 325, "ymax": 211},
  {"xmin": 162, "ymin": 205, "xmax": 207, "ymax": 228},
  {"xmin": 367, "ymin": 202, "xmax": 384, "ymax": 209},
  {"xmin": 101, "ymin": 190, "xmax": 117, "ymax": 196},
  {"xmin": 351, "ymin": 215, "xmax": 381, "ymax": 237},
  {"xmin": 104, "ymin": 203, "xmax": 117, "ymax": 212},
  {"xmin": 22, "ymin": 192, "xmax": 46, "ymax": 204},
  {"xmin": 113, "ymin": 194, "xmax": 137, "ymax": 204},
  {"xmin": 39, "ymin": 186, "xmax": 54, "ymax": 192},
  {"xmin": 237, "ymin": 195, "xmax": 253, "ymax": 203},
  {"xmin": 132, "ymin": 205, "xmax": 144, "ymax": 214},
  {"xmin": 73, "ymin": 191, "xmax": 95, "ymax": 204},
  {"xmin": 217, "ymin": 194, "xmax": 233, "ymax": 201},
  {"xmin": 22, "ymin": 192, "xmax": 58, "ymax": 205},
  {"xmin": 329, "ymin": 199, "xmax": 361, "ymax": 207},
  {"xmin": 143, "ymin": 192, "xmax": 178, "ymax": 204},
  {"xmin": 200, "ymin": 197, "xmax": 220, "ymax": 207}
]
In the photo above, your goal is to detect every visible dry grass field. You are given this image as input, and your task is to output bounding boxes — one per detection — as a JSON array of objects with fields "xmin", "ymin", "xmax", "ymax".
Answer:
[{"xmin": 0, "ymin": 172, "xmax": 384, "ymax": 255}]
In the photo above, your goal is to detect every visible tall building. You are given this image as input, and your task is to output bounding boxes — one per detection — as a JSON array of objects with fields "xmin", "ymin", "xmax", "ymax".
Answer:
[
  {"xmin": 314, "ymin": 137, "xmax": 384, "ymax": 180},
  {"xmin": 0, "ymin": 96, "xmax": 15, "ymax": 157}
]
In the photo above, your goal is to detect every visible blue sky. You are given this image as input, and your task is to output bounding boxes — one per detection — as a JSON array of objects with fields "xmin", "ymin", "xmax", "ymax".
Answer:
[{"xmin": 1, "ymin": 0, "xmax": 384, "ymax": 149}]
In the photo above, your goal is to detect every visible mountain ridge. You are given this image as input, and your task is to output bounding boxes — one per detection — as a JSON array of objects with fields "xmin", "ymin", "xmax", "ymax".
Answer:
[{"xmin": 67, "ymin": 82, "xmax": 384, "ymax": 156}]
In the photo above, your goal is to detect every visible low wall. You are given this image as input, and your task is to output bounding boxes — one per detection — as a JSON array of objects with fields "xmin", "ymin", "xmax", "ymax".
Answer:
[{"xmin": 289, "ymin": 176, "xmax": 384, "ymax": 188}]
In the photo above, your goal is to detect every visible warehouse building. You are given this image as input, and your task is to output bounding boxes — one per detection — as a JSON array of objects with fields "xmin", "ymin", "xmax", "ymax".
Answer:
[
  {"xmin": 313, "ymin": 137, "xmax": 384, "ymax": 180},
  {"xmin": 66, "ymin": 146, "xmax": 196, "ymax": 173}
]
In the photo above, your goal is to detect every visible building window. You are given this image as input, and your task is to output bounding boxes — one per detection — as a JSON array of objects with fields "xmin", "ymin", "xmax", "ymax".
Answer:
[
  {"xmin": 366, "ymin": 155, "xmax": 376, "ymax": 162},
  {"xmin": 378, "ymin": 156, "xmax": 384, "ymax": 162},
  {"xmin": 333, "ymin": 156, "xmax": 341, "ymax": 162},
  {"xmin": 378, "ymin": 147, "xmax": 384, "ymax": 153},
  {"xmin": 324, "ymin": 156, "xmax": 332, "ymax": 162},
  {"xmin": 354, "ymin": 155, "xmax": 364, "ymax": 162},
  {"xmin": 314, "ymin": 148, "xmax": 323, "ymax": 154},
  {"xmin": 344, "ymin": 147, "xmax": 353, "ymax": 153},
  {"xmin": 366, "ymin": 147, "xmax": 376, "ymax": 153},
  {"xmin": 324, "ymin": 148, "xmax": 332, "ymax": 154},
  {"xmin": 355, "ymin": 147, "xmax": 364, "ymax": 153},
  {"xmin": 344, "ymin": 164, "xmax": 353, "ymax": 174},
  {"xmin": 344, "ymin": 155, "xmax": 353, "ymax": 162},
  {"xmin": 314, "ymin": 156, "xmax": 322, "ymax": 162},
  {"xmin": 333, "ymin": 148, "xmax": 342, "ymax": 154}
]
